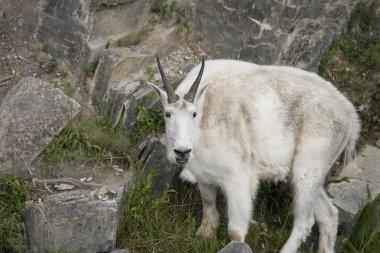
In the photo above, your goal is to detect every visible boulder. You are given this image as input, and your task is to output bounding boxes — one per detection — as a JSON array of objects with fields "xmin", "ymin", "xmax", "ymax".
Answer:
[
  {"xmin": 341, "ymin": 194, "xmax": 380, "ymax": 253},
  {"xmin": 328, "ymin": 145, "xmax": 380, "ymax": 223},
  {"xmin": 0, "ymin": 77, "xmax": 80, "ymax": 177},
  {"xmin": 217, "ymin": 240, "xmax": 253, "ymax": 253},
  {"xmin": 138, "ymin": 136, "xmax": 179, "ymax": 196},
  {"xmin": 35, "ymin": 0, "xmax": 155, "ymax": 71},
  {"xmin": 89, "ymin": 24, "xmax": 180, "ymax": 133},
  {"xmin": 190, "ymin": 0, "xmax": 360, "ymax": 71},
  {"xmin": 24, "ymin": 170, "xmax": 132, "ymax": 253}
]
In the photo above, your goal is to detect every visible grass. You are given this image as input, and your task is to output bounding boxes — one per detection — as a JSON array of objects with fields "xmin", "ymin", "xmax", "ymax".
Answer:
[
  {"xmin": 0, "ymin": 174, "xmax": 29, "ymax": 253},
  {"xmin": 318, "ymin": 0, "xmax": 380, "ymax": 141},
  {"xmin": 63, "ymin": 82, "xmax": 76, "ymax": 97},
  {"xmin": 117, "ymin": 169, "xmax": 295, "ymax": 253},
  {"xmin": 41, "ymin": 113, "xmax": 131, "ymax": 164},
  {"xmin": 151, "ymin": 0, "xmax": 179, "ymax": 19},
  {"xmin": 340, "ymin": 195, "xmax": 380, "ymax": 253},
  {"xmin": 136, "ymin": 101, "xmax": 164, "ymax": 135},
  {"xmin": 80, "ymin": 61, "xmax": 98, "ymax": 84},
  {"xmin": 117, "ymin": 32, "xmax": 143, "ymax": 47},
  {"xmin": 117, "ymin": 169, "xmax": 227, "ymax": 253},
  {"xmin": 42, "ymin": 44, "xmax": 61, "ymax": 73}
]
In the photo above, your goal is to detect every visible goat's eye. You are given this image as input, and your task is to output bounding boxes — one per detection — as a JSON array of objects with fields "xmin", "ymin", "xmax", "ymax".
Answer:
[
  {"xmin": 193, "ymin": 112, "xmax": 197, "ymax": 118},
  {"xmin": 165, "ymin": 112, "xmax": 171, "ymax": 118}
]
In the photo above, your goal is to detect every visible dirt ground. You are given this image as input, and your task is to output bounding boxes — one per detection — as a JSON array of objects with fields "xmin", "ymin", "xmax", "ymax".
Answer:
[{"xmin": 0, "ymin": 0, "xmax": 63, "ymax": 103}]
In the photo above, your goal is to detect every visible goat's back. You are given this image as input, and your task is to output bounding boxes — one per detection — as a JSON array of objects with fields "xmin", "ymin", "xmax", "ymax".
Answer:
[{"xmin": 181, "ymin": 60, "xmax": 360, "ymax": 175}]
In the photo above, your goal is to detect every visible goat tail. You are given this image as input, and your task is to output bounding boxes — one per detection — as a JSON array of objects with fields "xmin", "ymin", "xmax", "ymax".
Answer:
[{"xmin": 344, "ymin": 114, "xmax": 361, "ymax": 167}]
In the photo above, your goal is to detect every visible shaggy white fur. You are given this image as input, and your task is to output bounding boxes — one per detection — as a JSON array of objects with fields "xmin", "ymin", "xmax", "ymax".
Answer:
[{"xmin": 149, "ymin": 59, "xmax": 360, "ymax": 253}]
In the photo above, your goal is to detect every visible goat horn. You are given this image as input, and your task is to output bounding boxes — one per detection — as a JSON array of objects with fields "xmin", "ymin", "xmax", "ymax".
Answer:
[
  {"xmin": 157, "ymin": 56, "xmax": 178, "ymax": 104},
  {"xmin": 184, "ymin": 58, "xmax": 205, "ymax": 103}
]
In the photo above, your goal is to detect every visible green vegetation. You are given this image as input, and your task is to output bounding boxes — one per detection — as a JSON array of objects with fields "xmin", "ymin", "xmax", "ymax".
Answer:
[
  {"xmin": 319, "ymin": 0, "xmax": 380, "ymax": 141},
  {"xmin": 42, "ymin": 44, "xmax": 61, "ymax": 73},
  {"xmin": 42, "ymin": 114, "xmax": 130, "ymax": 164},
  {"xmin": 340, "ymin": 195, "xmax": 380, "ymax": 253},
  {"xmin": 347, "ymin": 1, "xmax": 376, "ymax": 33},
  {"xmin": 146, "ymin": 66, "xmax": 156, "ymax": 79},
  {"xmin": 0, "ymin": 174, "xmax": 29, "ymax": 253},
  {"xmin": 136, "ymin": 101, "xmax": 164, "ymax": 135},
  {"xmin": 117, "ymin": 171, "xmax": 295, "ymax": 253},
  {"xmin": 117, "ymin": 170, "xmax": 226, "ymax": 253},
  {"xmin": 63, "ymin": 82, "xmax": 76, "ymax": 97},
  {"xmin": 117, "ymin": 32, "xmax": 143, "ymax": 47},
  {"xmin": 80, "ymin": 61, "xmax": 97, "ymax": 83},
  {"xmin": 151, "ymin": 0, "xmax": 179, "ymax": 19}
]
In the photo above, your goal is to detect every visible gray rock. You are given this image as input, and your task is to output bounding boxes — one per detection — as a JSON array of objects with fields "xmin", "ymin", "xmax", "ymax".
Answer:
[
  {"xmin": 376, "ymin": 140, "xmax": 380, "ymax": 148},
  {"xmin": 89, "ymin": 25, "xmax": 178, "ymax": 133},
  {"xmin": 217, "ymin": 240, "xmax": 253, "ymax": 253},
  {"xmin": 24, "ymin": 171, "xmax": 132, "ymax": 253},
  {"xmin": 17, "ymin": 18, "xmax": 24, "ymax": 27},
  {"xmin": 139, "ymin": 136, "xmax": 179, "ymax": 196},
  {"xmin": 191, "ymin": 0, "xmax": 360, "ymax": 72},
  {"xmin": 35, "ymin": 0, "xmax": 155, "ymax": 71},
  {"xmin": 328, "ymin": 178, "xmax": 375, "ymax": 223},
  {"xmin": 342, "ymin": 194, "xmax": 380, "ymax": 252},
  {"xmin": 0, "ymin": 77, "xmax": 80, "ymax": 177},
  {"xmin": 328, "ymin": 145, "xmax": 380, "ymax": 223}
]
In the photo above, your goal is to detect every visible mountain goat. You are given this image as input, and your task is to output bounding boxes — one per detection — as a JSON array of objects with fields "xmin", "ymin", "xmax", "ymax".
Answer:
[{"xmin": 149, "ymin": 57, "xmax": 360, "ymax": 253}]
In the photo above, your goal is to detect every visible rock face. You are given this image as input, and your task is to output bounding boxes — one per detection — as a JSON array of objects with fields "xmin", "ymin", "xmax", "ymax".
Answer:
[
  {"xmin": 89, "ymin": 24, "xmax": 180, "ymax": 132},
  {"xmin": 0, "ymin": 77, "xmax": 80, "ymax": 177},
  {"xmin": 328, "ymin": 145, "xmax": 380, "ymax": 223},
  {"xmin": 25, "ymin": 171, "xmax": 132, "ymax": 253},
  {"xmin": 217, "ymin": 240, "xmax": 253, "ymax": 253},
  {"xmin": 191, "ymin": 0, "xmax": 360, "ymax": 71},
  {"xmin": 35, "ymin": 0, "xmax": 155, "ymax": 71},
  {"xmin": 138, "ymin": 136, "xmax": 178, "ymax": 196}
]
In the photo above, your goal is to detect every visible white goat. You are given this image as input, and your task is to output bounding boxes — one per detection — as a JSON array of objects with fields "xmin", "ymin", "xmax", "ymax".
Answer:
[{"xmin": 149, "ymin": 57, "xmax": 360, "ymax": 253}]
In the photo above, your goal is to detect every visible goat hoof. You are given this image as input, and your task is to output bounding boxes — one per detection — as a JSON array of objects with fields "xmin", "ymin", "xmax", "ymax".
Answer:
[
  {"xmin": 196, "ymin": 224, "xmax": 214, "ymax": 238},
  {"xmin": 228, "ymin": 229, "xmax": 244, "ymax": 242}
]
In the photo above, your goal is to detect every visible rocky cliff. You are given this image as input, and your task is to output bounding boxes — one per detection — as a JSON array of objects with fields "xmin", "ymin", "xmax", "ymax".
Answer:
[{"xmin": 1, "ymin": 0, "xmax": 380, "ymax": 252}]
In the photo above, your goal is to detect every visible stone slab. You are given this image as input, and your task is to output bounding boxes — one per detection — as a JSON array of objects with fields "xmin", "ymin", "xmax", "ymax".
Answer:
[
  {"xmin": 341, "ymin": 145, "xmax": 380, "ymax": 189},
  {"xmin": 25, "ymin": 171, "xmax": 132, "ymax": 253},
  {"xmin": 217, "ymin": 240, "xmax": 253, "ymax": 253},
  {"xmin": 328, "ymin": 145, "xmax": 380, "ymax": 223},
  {"xmin": 0, "ymin": 77, "xmax": 80, "ymax": 177}
]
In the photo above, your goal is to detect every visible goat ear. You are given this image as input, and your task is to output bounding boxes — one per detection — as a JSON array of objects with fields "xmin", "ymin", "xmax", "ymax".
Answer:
[
  {"xmin": 194, "ymin": 83, "xmax": 211, "ymax": 103},
  {"xmin": 148, "ymin": 82, "xmax": 168, "ymax": 105}
]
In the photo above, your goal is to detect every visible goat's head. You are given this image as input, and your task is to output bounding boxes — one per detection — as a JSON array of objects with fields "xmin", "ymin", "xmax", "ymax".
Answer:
[{"xmin": 148, "ymin": 57, "xmax": 207, "ymax": 167}]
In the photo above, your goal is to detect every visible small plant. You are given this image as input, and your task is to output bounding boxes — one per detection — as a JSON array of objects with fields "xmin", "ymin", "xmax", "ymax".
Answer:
[
  {"xmin": 146, "ymin": 66, "xmax": 156, "ymax": 79},
  {"xmin": 42, "ymin": 45, "xmax": 61, "ymax": 73},
  {"xmin": 138, "ymin": 77, "xmax": 146, "ymax": 86},
  {"xmin": 340, "ymin": 195, "xmax": 380, "ymax": 253},
  {"xmin": 80, "ymin": 61, "xmax": 97, "ymax": 83},
  {"xmin": 0, "ymin": 173, "xmax": 29, "ymax": 253},
  {"xmin": 48, "ymin": 56, "xmax": 59, "ymax": 73},
  {"xmin": 151, "ymin": 0, "xmax": 180, "ymax": 19},
  {"xmin": 63, "ymin": 82, "xmax": 76, "ymax": 97},
  {"xmin": 42, "ymin": 128, "xmax": 100, "ymax": 162},
  {"xmin": 136, "ymin": 101, "xmax": 164, "ymax": 134},
  {"xmin": 42, "ymin": 114, "xmax": 130, "ymax": 163},
  {"xmin": 347, "ymin": 1, "xmax": 376, "ymax": 33},
  {"xmin": 117, "ymin": 33, "xmax": 141, "ymax": 47}
]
